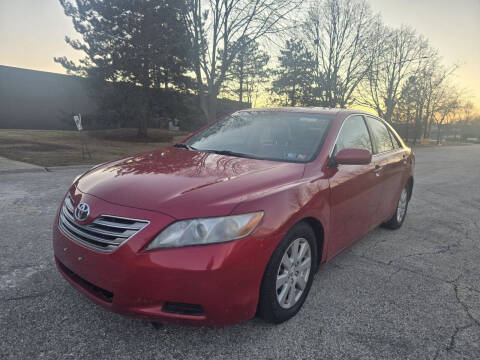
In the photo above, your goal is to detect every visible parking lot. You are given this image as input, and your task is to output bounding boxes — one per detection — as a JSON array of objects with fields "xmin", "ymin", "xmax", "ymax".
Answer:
[{"xmin": 1, "ymin": 145, "xmax": 479, "ymax": 359}]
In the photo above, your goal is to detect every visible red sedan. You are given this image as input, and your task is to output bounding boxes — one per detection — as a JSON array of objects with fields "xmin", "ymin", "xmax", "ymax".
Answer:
[{"xmin": 53, "ymin": 108, "xmax": 414, "ymax": 326}]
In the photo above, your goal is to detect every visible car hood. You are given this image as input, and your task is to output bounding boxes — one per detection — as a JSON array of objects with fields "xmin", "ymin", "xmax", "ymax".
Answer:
[{"xmin": 76, "ymin": 147, "xmax": 305, "ymax": 219}]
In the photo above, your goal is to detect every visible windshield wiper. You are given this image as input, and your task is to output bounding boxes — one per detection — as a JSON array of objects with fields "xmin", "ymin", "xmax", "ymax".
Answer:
[
  {"xmin": 173, "ymin": 143, "xmax": 196, "ymax": 150},
  {"xmin": 202, "ymin": 149, "xmax": 259, "ymax": 159},
  {"xmin": 176, "ymin": 144, "xmax": 257, "ymax": 159}
]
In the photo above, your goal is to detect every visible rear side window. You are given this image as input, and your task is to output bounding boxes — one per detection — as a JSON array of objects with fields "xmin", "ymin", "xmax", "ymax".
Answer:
[
  {"xmin": 335, "ymin": 115, "xmax": 373, "ymax": 154},
  {"xmin": 388, "ymin": 128, "xmax": 402, "ymax": 149},
  {"xmin": 366, "ymin": 117, "xmax": 394, "ymax": 154}
]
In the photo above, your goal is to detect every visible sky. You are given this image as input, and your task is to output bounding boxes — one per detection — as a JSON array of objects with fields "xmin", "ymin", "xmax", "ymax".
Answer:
[{"xmin": 1, "ymin": 0, "xmax": 479, "ymax": 111}]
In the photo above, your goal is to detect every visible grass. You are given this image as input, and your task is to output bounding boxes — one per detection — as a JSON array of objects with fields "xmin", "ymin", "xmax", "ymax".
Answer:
[
  {"xmin": 0, "ymin": 128, "xmax": 187, "ymax": 167},
  {"xmin": 1, "ymin": 129, "xmax": 474, "ymax": 167}
]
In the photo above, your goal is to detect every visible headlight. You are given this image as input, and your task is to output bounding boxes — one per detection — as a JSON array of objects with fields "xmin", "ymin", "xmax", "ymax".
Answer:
[{"xmin": 146, "ymin": 212, "xmax": 264, "ymax": 250}]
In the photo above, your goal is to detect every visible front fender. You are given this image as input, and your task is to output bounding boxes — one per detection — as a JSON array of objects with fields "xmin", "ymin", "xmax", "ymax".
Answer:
[{"xmin": 230, "ymin": 176, "xmax": 331, "ymax": 264}]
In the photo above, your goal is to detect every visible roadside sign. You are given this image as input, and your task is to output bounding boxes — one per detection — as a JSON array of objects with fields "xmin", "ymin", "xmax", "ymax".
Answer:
[
  {"xmin": 73, "ymin": 113, "xmax": 91, "ymax": 159},
  {"xmin": 73, "ymin": 114, "xmax": 83, "ymax": 131}
]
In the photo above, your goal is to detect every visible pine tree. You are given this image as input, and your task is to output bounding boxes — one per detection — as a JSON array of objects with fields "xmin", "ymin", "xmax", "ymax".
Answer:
[
  {"xmin": 271, "ymin": 40, "xmax": 315, "ymax": 106},
  {"xmin": 55, "ymin": 0, "xmax": 191, "ymax": 137},
  {"xmin": 225, "ymin": 39, "xmax": 270, "ymax": 105}
]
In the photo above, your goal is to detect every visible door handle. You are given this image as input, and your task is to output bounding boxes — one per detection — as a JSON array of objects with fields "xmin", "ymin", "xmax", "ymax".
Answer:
[{"xmin": 374, "ymin": 164, "xmax": 383, "ymax": 176}]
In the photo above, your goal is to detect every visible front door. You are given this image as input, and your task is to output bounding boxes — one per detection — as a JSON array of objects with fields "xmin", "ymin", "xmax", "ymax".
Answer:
[{"xmin": 327, "ymin": 115, "xmax": 379, "ymax": 259}]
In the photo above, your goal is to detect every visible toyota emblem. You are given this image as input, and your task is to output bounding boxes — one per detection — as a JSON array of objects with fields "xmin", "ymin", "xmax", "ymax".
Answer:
[{"xmin": 74, "ymin": 202, "xmax": 90, "ymax": 222}]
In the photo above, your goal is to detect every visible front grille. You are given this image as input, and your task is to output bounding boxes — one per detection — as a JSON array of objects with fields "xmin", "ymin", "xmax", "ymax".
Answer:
[{"xmin": 58, "ymin": 194, "xmax": 149, "ymax": 252}]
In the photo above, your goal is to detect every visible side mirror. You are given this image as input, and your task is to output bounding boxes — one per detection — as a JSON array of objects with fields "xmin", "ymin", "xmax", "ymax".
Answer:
[{"xmin": 334, "ymin": 148, "xmax": 372, "ymax": 165}]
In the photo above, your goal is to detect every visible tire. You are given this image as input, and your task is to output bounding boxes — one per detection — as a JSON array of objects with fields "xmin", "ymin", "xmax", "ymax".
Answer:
[
  {"xmin": 257, "ymin": 222, "xmax": 317, "ymax": 324},
  {"xmin": 383, "ymin": 185, "xmax": 410, "ymax": 230}
]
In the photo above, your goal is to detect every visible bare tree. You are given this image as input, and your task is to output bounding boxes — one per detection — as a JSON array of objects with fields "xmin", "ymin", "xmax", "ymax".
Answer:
[
  {"xmin": 303, "ymin": 0, "xmax": 380, "ymax": 108},
  {"xmin": 392, "ymin": 56, "xmax": 460, "ymax": 145},
  {"xmin": 432, "ymin": 88, "xmax": 460, "ymax": 144},
  {"xmin": 404, "ymin": 56, "xmax": 441, "ymax": 144},
  {"xmin": 394, "ymin": 76, "xmax": 419, "ymax": 141},
  {"xmin": 422, "ymin": 62, "xmax": 459, "ymax": 140},
  {"xmin": 459, "ymin": 111, "xmax": 480, "ymax": 140},
  {"xmin": 185, "ymin": 0, "xmax": 299, "ymax": 122},
  {"xmin": 359, "ymin": 26, "xmax": 430, "ymax": 123},
  {"xmin": 461, "ymin": 101, "xmax": 475, "ymax": 123}
]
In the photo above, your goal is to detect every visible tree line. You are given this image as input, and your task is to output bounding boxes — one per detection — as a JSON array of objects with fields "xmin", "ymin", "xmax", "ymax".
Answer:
[{"xmin": 56, "ymin": 0, "xmax": 476, "ymax": 142}]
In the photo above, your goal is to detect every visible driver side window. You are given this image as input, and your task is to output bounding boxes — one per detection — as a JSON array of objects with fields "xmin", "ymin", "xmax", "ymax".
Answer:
[{"xmin": 335, "ymin": 116, "xmax": 373, "ymax": 155}]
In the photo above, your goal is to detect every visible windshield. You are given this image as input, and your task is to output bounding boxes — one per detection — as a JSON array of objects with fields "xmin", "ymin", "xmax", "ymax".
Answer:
[{"xmin": 185, "ymin": 111, "xmax": 333, "ymax": 163}]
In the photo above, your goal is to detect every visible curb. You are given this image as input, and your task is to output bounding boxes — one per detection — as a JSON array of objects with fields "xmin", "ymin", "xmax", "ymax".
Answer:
[
  {"xmin": 45, "ymin": 164, "xmax": 95, "ymax": 172},
  {"xmin": 0, "ymin": 168, "xmax": 47, "ymax": 175},
  {"xmin": 0, "ymin": 164, "xmax": 94, "ymax": 175}
]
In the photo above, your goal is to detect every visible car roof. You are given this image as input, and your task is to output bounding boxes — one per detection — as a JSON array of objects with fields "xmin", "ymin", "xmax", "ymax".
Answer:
[{"xmin": 237, "ymin": 107, "xmax": 374, "ymax": 118}]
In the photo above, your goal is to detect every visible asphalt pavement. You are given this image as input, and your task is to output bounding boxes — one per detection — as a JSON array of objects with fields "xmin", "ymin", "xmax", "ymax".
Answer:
[{"xmin": 1, "ymin": 145, "xmax": 479, "ymax": 359}]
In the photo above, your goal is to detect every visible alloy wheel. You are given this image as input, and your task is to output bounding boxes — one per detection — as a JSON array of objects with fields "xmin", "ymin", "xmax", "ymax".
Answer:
[
  {"xmin": 397, "ymin": 188, "xmax": 408, "ymax": 223},
  {"xmin": 276, "ymin": 238, "xmax": 312, "ymax": 309}
]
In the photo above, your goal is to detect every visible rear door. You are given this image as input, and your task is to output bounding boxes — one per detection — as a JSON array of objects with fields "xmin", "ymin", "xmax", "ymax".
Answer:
[
  {"xmin": 365, "ymin": 116, "xmax": 406, "ymax": 223},
  {"xmin": 327, "ymin": 115, "xmax": 379, "ymax": 258}
]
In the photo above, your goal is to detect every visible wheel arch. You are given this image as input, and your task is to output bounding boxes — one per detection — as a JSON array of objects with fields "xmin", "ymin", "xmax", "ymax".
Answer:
[
  {"xmin": 406, "ymin": 176, "xmax": 414, "ymax": 200},
  {"xmin": 299, "ymin": 217, "xmax": 325, "ymax": 267}
]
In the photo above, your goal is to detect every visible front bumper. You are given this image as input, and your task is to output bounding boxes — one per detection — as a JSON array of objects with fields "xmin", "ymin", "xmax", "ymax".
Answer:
[{"xmin": 53, "ymin": 190, "xmax": 276, "ymax": 327}]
